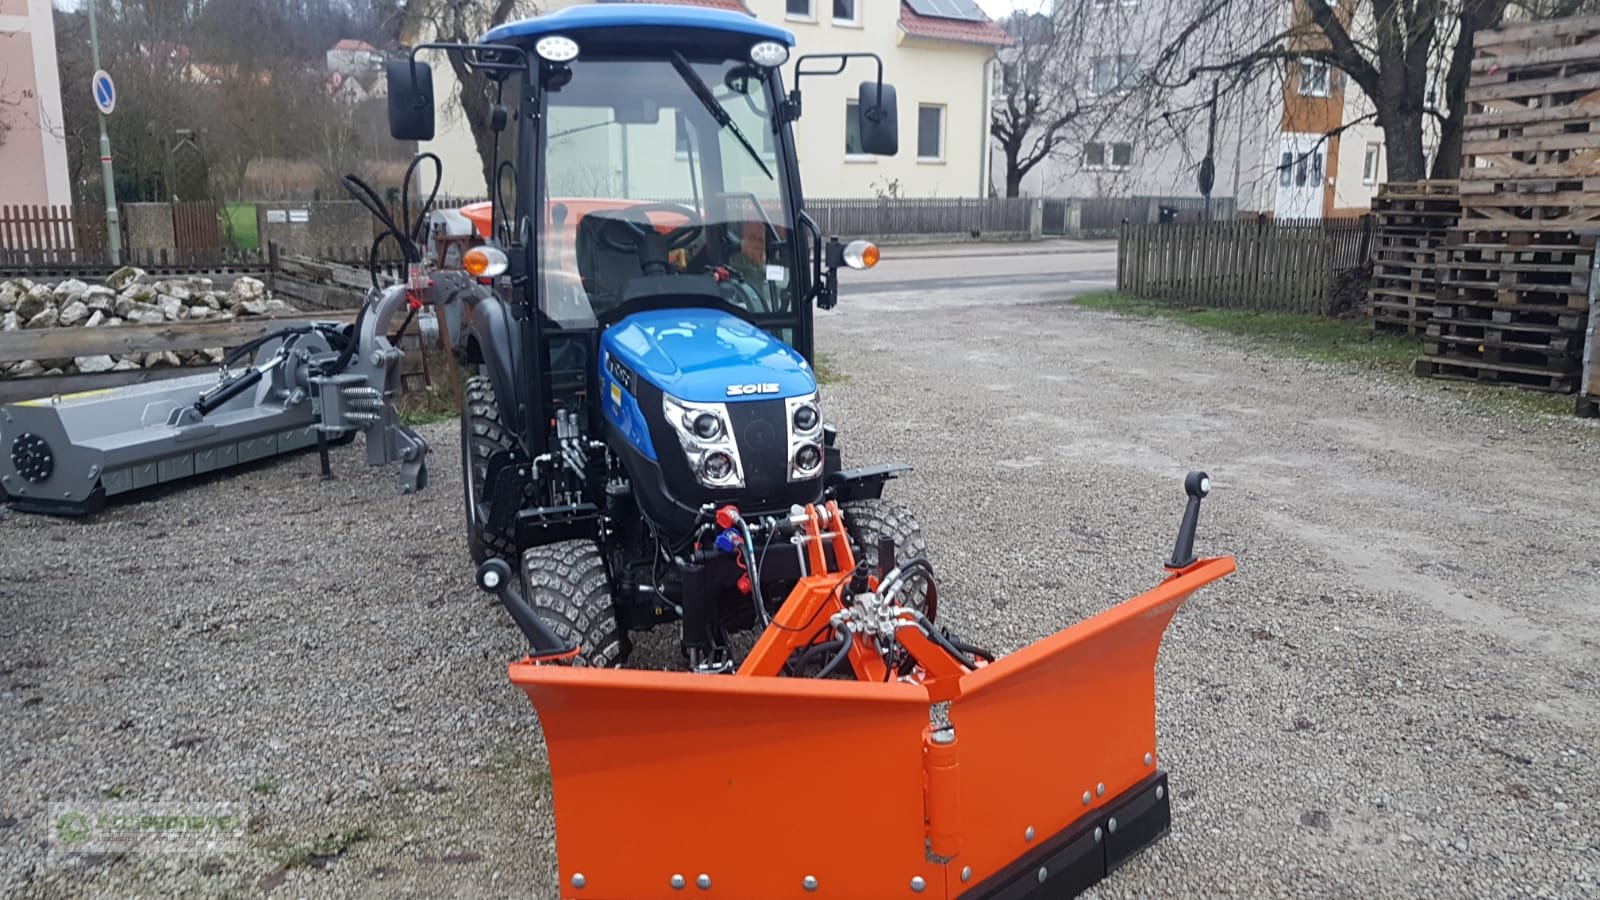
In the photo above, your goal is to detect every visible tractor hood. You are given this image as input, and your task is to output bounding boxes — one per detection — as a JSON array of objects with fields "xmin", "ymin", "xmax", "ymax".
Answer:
[{"xmin": 602, "ymin": 308, "xmax": 816, "ymax": 404}]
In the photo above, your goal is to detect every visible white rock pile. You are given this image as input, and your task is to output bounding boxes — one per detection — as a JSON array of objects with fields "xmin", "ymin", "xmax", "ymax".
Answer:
[{"xmin": 0, "ymin": 268, "xmax": 300, "ymax": 377}]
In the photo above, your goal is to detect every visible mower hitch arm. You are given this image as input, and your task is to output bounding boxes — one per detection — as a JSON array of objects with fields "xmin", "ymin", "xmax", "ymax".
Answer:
[{"xmin": 476, "ymin": 559, "xmax": 579, "ymax": 661}]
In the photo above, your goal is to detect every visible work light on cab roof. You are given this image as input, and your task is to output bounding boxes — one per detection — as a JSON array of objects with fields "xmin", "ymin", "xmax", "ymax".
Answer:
[{"xmin": 535, "ymin": 35, "xmax": 579, "ymax": 63}]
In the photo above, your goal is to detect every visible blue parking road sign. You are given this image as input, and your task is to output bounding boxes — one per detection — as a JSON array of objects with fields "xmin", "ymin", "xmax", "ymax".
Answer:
[{"xmin": 92, "ymin": 69, "xmax": 116, "ymax": 115}]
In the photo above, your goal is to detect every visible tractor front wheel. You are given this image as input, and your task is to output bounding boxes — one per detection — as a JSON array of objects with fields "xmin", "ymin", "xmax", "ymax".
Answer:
[
  {"xmin": 461, "ymin": 374, "xmax": 517, "ymax": 563},
  {"xmin": 521, "ymin": 540, "xmax": 631, "ymax": 668},
  {"xmin": 841, "ymin": 498, "xmax": 933, "ymax": 618}
]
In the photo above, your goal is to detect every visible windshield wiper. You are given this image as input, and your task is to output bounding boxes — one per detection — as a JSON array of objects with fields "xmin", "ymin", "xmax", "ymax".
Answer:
[{"xmin": 669, "ymin": 52, "xmax": 773, "ymax": 180}]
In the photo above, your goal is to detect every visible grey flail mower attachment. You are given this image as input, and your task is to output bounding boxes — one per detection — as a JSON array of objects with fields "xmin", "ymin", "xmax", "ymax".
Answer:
[
  {"xmin": 1, "ymin": 164, "xmax": 452, "ymax": 517},
  {"xmin": 0, "ymin": 282, "xmax": 432, "ymax": 516}
]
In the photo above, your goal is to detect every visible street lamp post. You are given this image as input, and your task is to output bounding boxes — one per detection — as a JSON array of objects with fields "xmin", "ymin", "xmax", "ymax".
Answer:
[{"xmin": 87, "ymin": 0, "xmax": 121, "ymax": 266}]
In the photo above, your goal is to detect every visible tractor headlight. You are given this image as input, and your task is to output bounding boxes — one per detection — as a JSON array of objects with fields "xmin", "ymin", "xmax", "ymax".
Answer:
[
  {"xmin": 792, "ymin": 443, "xmax": 822, "ymax": 476},
  {"xmin": 785, "ymin": 392, "xmax": 824, "ymax": 482},
  {"xmin": 690, "ymin": 411, "xmax": 724, "ymax": 441},
  {"xmin": 701, "ymin": 451, "xmax": 737, "ymax": 484},
  {"xmin": 791, "ymin": 401, "xmax": 820, "ymax": 435},
  {"xmin": 664, "ymin": 393, "xmax": 744, "ymax": 489}
]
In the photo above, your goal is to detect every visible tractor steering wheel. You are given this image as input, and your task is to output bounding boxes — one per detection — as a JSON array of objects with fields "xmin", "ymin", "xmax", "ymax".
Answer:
[{"xmin": 597, "ymin": 202, "xmax": 705, "ymax": 276}]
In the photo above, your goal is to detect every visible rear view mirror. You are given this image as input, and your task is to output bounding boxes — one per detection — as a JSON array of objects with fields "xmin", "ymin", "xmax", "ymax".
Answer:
[
  {"xmin": 386, "ymin": 59, "xmax": 435, "ymax": 141},
  {"xmin": 857, "ymin": 81, "xmax": 898, "ymax": 156}
]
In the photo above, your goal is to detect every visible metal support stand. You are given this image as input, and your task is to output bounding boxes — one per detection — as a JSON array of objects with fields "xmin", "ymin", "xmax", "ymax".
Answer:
[{"xmin": 316, "ymin": 429, "xmax": 334, "ymax": 480}]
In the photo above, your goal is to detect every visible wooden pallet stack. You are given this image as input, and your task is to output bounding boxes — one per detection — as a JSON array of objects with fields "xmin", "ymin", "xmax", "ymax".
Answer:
[
  {"xmin": 1416, "ymin": 15, "xmax": 1600, "ymax": 393},
  {"xmin": 1366, "ymin": 181, "xmax": 1460, "ymax": 333}
]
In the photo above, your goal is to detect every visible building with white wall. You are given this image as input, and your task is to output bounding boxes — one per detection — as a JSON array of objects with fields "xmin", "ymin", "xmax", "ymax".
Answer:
[{"xmin": 0, "ymin": 0, "xmax": 71, "ymax": 206}]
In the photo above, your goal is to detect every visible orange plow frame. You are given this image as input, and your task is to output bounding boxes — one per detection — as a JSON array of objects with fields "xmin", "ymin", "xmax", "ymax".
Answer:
[{"xmin": 509, "ymin": 529, "xmax": 1235, "ymax": 899}]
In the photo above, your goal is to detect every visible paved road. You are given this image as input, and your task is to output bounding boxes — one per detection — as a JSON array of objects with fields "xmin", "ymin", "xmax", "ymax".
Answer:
[
  {"xmin": 846, "ymin": 240, "xmax": 1117, "ymax": 296},
  {"xmin": 3, "ymin": 241, "xmax": 1597, "ymax": 898}
]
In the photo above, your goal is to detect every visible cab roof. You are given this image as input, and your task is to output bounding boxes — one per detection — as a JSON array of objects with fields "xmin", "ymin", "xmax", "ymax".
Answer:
[{"xmin": 482, "ymin": 4, "xmax": 795, "ymax": 47}]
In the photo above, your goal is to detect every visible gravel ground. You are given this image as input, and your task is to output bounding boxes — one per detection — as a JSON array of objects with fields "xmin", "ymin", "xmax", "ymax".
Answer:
[{"xmin": 3, "ymin": 275, "xmax": 1598, "ymax": 898}]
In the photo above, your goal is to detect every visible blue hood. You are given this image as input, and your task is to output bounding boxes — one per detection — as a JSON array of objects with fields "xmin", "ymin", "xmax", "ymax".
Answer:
[{"xmin": 602, "ymin": 308, "xmax": 816, "ymax": 403}]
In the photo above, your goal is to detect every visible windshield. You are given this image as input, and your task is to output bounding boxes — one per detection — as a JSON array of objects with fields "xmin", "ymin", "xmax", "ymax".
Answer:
[{"xmin": 540, "ymin": 56, "xmax": 795, "ymax": 329}]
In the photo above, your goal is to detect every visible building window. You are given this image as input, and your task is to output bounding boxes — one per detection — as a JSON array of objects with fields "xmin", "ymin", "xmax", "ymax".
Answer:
[
  {"xmin": 1279, "ymin": 151, "xmax": 1293, "ymax": 187},
  {"xmin": 833, "ymin": 0, "xmax": 858, "ymax": 25},
  {"xmin": 1299, "ymin": 58, "xmax": 1329, "ymax": 97},
  {"xmin": 1362, "ymin": 142, "xmax": 1382, "ymax": 185},
  {"xmin": 1091, "ymin": 55, "xmax": 1137, "ymax": 95},
  {"xmin": 917, "ymin": 104, "xmax": 944, "ymax": 160},
  {"xmin": 845, "ymin": 101, "xmax": 864, "ymax": 156},
  {"xmin": 787, "ymin": 0, "xmax": 813, "ymax": 19},
  {"xmin": 1085, "ymin": 141, "xmax": 1132, "ymax": 171}
]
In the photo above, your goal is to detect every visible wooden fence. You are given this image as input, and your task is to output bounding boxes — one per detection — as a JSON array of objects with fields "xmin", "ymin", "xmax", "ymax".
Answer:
[
  {"xmin": 0, "ymin": 204, "xmax": 119, "ymax": 266},
  {"xmin": 807, "ymin": 197, "xmax": 1033, "ymax": 238},
  {"xmin": 1118, "ymin": 217, "xmax": 1375, "ymax": 314}
]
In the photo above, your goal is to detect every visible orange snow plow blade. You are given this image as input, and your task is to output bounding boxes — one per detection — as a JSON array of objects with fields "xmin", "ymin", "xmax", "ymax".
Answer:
[{"xmin": 509, "ymin": 555, "xmax": 1234, "ymax": 899}]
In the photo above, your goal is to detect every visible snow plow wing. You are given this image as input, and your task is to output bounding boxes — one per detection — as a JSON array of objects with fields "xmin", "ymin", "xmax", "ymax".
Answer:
[{"xmin": 509, "ymin": 554, "xmax": 1235, "ymax": 899}]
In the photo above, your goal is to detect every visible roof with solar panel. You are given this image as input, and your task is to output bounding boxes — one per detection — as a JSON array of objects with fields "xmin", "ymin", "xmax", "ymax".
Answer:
[{"xmin": 899, "ymin": 0, "xmax": 1011, "ymax": 46}]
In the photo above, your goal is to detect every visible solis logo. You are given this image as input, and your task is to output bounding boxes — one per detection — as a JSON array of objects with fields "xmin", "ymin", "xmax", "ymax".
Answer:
[{"xmin": 726, "ymin": 383, "xmax": 780, "ymax": 397}]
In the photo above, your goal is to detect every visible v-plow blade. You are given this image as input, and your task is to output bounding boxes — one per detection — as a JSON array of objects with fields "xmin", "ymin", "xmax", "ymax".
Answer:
[{"xmin": 475, "ymin": 473, "xmax": 1234, "ymax": 899}]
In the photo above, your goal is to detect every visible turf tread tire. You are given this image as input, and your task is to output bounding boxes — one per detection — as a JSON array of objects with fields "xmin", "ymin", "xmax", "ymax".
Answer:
[
  {"xmin": 841, "ymin": 498, "xmax": 933, "ymax": 617},
  {"xmin": 521, "ymin": 540, "xmax": 631, "ymax": 668},
  {"xmin": 462, "ymin": 374, "xmax": 517, "ymax": 563}
]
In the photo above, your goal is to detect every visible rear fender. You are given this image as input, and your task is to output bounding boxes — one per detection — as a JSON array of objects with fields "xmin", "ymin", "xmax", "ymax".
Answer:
[{"xmin": 461, "ymin": 294, "xmax": 524, "ymax": 441}]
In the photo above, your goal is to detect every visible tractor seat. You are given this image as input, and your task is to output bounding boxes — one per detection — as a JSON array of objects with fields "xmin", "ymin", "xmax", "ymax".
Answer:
[{"xmin": 574, "ymin": 211, "xmax": 642, "ymax": 318}]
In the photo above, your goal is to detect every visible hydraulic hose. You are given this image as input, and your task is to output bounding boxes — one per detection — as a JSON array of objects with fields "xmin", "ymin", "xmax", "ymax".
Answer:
[
  {"xmin": 739, "ymin": 521, "xmax": 769, "ymax": 624},
  {"xmin": 814, "ymin": 628, "xmax": 856, "ymax": 679},
  {"xmin": 786, "ymin": 638, "xmax": 846, "ymax": 676},
  {"xmin": 220, "ymin": 324, "xmax": 317, "ymax": 369},
  {"xmin": 910, "ymin": 609, "xmax": 980, "ymax": 671}
]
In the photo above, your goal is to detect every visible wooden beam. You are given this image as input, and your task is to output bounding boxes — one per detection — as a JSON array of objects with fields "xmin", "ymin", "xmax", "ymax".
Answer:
[
  {"xmin": 0, "ymin": 365, "xmax": 207, "ymax": 405},
  {"xmin": 1474, "ymin": 16, "xmax": 1600, "ymax": 49},
  {"xmin": 1471, "ymin": 42, "xmax": 1600, "ymax": 74},
  {"xmin": 0, "ymin": 312, "xmax": 357, "ymax": 364},
  {"xmin": 1467, "ymin": 71, "xmax": 1600, "ymax": 103}
]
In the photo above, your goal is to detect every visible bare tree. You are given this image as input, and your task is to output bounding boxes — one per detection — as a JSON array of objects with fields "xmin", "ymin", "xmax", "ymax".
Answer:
[
  {"xmin": 402, "ymin": 0, "xmax": 537, "ymax": 194},
  {"xmin": 1146, "ymin": 0, "xmax": 1600, "ymax": 185},
  {"xmin": 990, "ymin": 10, "xmax": 1093, "ymax": 198},
  {"xmin": 0, "ymin": 80, "xmax": 19, "ymax": 149},
  {"xmin": 309, "ymin": 97, "xmax": 372, "ymax": 189}
]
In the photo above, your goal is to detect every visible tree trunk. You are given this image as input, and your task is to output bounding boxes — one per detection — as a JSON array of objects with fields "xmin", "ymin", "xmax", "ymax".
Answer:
[
  {"xmin": 1431, "ymin": 0, "xmax": 1508, "ymax": 180},
  {"xmin": 1006, "ymin": 162, "xmax": 1024, "ymax": 198},
  {"xmin": 1383, "ymin": 111, "xmax": 1429, "ymax": 184},
  {"xmin": 449, "ymin": 62, "xmax": 501, "ymax": 196}
]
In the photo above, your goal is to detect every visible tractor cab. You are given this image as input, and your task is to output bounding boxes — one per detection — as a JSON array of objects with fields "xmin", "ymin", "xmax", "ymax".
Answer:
[{"xmin": 390, "ymin": 7, "xmax": 895, "ymax": 408}]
